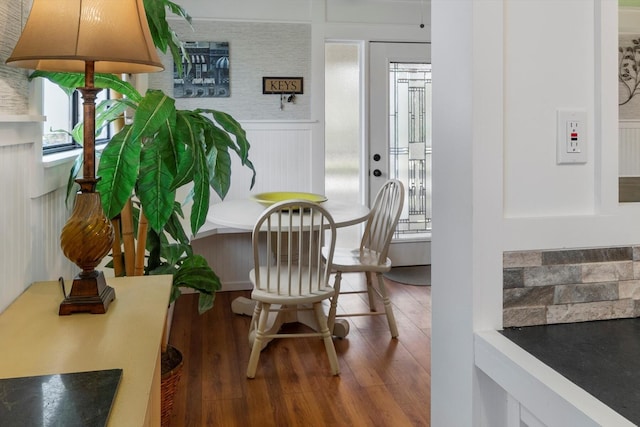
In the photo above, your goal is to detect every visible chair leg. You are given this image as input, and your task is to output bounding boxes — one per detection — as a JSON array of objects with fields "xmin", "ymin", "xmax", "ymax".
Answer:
[
  {"xmin": 328, "ymin": 271, "xmax": 342, "ymax": 334},
  {"xmin": 247, "ymin": 299, "xmax": 261, "ymax": 347},
  {"xmin": 376, "ymin": 273, "xmax": 399, "ymax": 338},
  {"xmin": 365, "ymin": 271, "xmax": 377, "ymax": 312},
  {"xmin": 247, "ymin": 302, "xmax": 270, "ymax": 378},
  {"xmin": 313, "ymin": 302, "xmax": 340, "ymax": 375}
]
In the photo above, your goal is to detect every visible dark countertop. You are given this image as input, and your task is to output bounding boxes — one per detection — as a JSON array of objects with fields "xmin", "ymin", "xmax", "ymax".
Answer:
[
  {"xmin": 501, "ymin": 318, "xmax": 640, "ymax": 426},
  {"xmin": 0, "ymin": 369, "xmax": 122, "ymax": 427}
]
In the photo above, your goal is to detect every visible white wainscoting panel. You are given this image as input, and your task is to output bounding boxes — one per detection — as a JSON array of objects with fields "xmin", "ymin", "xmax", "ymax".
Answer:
[
  {"xmin": 0, "ymin": 120, "xmax": 75, "ymax": 313},
  {"xmin": 0, "ymin": 142, "xmax": 32, "ymax": 312},
  {"xmin": 30, "ymin": 186, "xmax": 76, "ymax": 283},
  {"xmin": 212, "ymin": 121, "xmax": 315, "ymax": 202},
  {"xmin": 191, "ymin": 232, "xmax": 254, "ymax": 291},
  {"xmin": 619, "ymin": 121, "xmax": 640, "ymax": 177}
]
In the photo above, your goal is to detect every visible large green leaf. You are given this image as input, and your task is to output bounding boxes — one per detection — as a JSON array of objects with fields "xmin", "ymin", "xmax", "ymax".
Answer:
[
  {"xmin": 130, "ymin": 90, "xmax": 175, "ymax": 143},
  {"xmin": 30, "ymin": 71, "xmax": 79, "ymax": 96},
  {"xmin": 171, "ymin": 111, "xmax": 200, "ymax": 189},
  {"xmin": 161, "ymin": 242, "xmax": 190, "ymax": 266},
  {"xmin": 207, "ymin": 145, "xmax": 232, "ymax": 200},
  {"xmin": 171, "ymin": 147, "xmax": 194, "ymax": 190},
  {"xmin": 96, "ymin": 125, "xmax": 142, "ymax": 219},
  {"xmin": 95, "ymin": 99, "xmax": 129, "ymax": 135},
  {"xmin": 187, "ymin": 128, "xmax": 210, "ymax": 234},
  {"xmin": 94, "ymin": 75, "xmax": 142, "ymax": 102},
  {"xmin": 165, "ymin": 2, "xmax": 193, "ymax": 78},
  {"xmin": 197, "ymin": 293, "xmax": 215, "ymax": 315},
  {"xmin": 196, "ymin": 108, "xmax": 256, "ymax": 189},
  {"xmin": 144, "ymin": 0, "xmax": 169, "ymax": 52},
  {"xmin": 137, "ymin": 138, "xmax": 176, "ymax": 232},
  {"xmin": 188, "ymin": 144, "xmax": 209, "ymax": 234},
  {"xmin": 143, "ymin": 0, "xmax": 192, "ymax": 77},
  {"xmin": 29, "ymin": 71, "xmax": 141, "ymax": 102},
  {"xmin": 163, "ymin": 204, "xmax": 190, "ymax": 246},
  {"xmin": 173, "ymin": 254, "xmax": 222, "ymax": 306},
  {"xmin": 145, "ymin": 228, "xmax": 162, "ymax": 273},
  {"xmin": 204, "ymin": 109, "xmax": 251, "ymax": 162},
  {"xmin": 157, "ymin": 114, "xmax": 182, "ymax": 177},
  {"xmin": 71, "ymin": 98, "xmax": 130, "ymax": 145},
  {"xmin": 134, "ymin": 110, "xmax": 179, "ymax": 232}
]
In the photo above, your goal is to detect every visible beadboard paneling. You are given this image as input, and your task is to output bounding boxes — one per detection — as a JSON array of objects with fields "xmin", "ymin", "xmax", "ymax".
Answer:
[
  {"xmin": 0, "ymin": 120, "xmax": 75, "ymax": 313},
  {"xmin": 0, "ymin": 142, "xmax": 31, "ymax": 311},
  {"xmin": 191, "ymin": 233, "xmax": 253, "ymax": 291},
  {"xmin": 211, "ymin": 121, "xmax": 315, "ymax": 202},
  {"xmin": 619, "ymin": 121, "xmax": 640, "ymax": 176}
]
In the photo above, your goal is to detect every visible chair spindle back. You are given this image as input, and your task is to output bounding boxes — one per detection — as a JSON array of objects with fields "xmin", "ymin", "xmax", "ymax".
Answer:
[
  {"xmin": 252, "ymin": 200, "xmax": 336, "ymax": 297},
  {"xmin": 361, "ymin": 179, "xmax": 405, "ymax": 264}
]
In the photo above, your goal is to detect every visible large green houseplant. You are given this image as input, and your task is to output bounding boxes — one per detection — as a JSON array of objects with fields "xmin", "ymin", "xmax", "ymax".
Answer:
[{"xmin": 33, "ymin": 0, "xmax": 256, "ymax": 314}]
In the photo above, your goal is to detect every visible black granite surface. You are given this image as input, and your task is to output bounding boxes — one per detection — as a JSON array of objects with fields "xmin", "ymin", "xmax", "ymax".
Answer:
[
  {"xmin": 501, "ymin": 318, "xmax": 640, "ymax": 425},
  {"xmin": 0, "ymin": 369, "xmax": 122, "ymax": 427}
]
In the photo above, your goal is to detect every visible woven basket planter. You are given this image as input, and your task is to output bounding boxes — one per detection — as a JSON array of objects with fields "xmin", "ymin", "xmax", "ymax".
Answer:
[{"xmin": 161, "ymin": 345, "xmax": 184, "ymax": 427}]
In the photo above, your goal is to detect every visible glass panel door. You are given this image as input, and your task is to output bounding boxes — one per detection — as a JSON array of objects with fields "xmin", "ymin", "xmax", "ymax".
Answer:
[{"xmin": 370, "ymin": 42, "xmax": 431, "ymax": 266}]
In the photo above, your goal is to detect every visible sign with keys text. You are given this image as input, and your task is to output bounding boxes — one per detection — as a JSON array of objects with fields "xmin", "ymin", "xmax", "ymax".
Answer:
[{"xmin": 262, "ymin": 77, "xmax": 303, "ymax": 94}]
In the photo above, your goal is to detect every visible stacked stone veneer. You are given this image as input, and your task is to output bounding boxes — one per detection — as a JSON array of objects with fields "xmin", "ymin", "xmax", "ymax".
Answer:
[{"xmin": 503, "ymin": 246, "xmax": 640, "ymax": 327}]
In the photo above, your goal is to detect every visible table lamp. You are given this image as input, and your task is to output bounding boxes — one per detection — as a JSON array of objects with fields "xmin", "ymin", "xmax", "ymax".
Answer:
[{"xmin": 6, "ymin": 0, "xmax": 163, "ymax": 315}]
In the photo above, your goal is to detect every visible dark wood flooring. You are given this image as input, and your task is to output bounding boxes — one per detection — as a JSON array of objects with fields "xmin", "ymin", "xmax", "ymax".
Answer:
[{"xmin": 167, "ymin": 273, "xmax": 431, "ymax": 426}]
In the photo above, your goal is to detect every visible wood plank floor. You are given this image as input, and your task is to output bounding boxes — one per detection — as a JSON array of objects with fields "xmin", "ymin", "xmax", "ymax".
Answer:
[{"xmin": 167, "ymin": 272, "xmax": 431, "ymax": 426}]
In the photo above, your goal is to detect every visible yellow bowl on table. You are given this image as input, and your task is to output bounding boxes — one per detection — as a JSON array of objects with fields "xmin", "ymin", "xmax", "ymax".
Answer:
[{"xmin": 251, "ymin": 192, "xmax": 328, "ymax": 207}]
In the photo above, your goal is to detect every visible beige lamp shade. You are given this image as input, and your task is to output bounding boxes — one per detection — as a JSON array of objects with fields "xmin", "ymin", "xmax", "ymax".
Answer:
[{"xmin": 6, "ymin": 0, "xmax": 163, "ymax": 74}]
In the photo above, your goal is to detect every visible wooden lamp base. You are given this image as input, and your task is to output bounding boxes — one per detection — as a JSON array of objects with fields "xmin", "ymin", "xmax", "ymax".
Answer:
[{"xmin": 59, "ymin": 270, "xmax": 116, "ymax": 315}]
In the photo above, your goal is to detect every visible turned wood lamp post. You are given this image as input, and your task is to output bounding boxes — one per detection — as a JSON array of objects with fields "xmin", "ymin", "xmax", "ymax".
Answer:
[{"xmin": 6, "ymin": 0, "xmax": 163, "ymax": 315}]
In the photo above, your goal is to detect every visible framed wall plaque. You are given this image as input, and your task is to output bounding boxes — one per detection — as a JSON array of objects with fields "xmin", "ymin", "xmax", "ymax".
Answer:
[{"xmin": 262, "ymin": 77, "xmax": 303, "ymax": 94}]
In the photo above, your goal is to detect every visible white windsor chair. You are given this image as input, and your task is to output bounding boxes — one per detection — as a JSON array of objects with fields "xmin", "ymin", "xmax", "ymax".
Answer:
[
  {"xmin": 323, "ymin": 179, "xmax": 405, "ymax": 338},
  {"xmin": 246, "ymin": 199, "xmax": 340, "ymax": 378}
]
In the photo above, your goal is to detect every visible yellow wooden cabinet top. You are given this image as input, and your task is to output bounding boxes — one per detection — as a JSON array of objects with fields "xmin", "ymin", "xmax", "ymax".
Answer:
[{"xmin": 0, "ymin": 275, "xmax": 173, "ymax": 427}]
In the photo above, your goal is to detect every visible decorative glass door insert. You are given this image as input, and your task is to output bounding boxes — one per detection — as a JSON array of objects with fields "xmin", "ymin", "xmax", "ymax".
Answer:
[{"xmin": 388, "ymin": 62, "xmax": 432, "ymax": 238}]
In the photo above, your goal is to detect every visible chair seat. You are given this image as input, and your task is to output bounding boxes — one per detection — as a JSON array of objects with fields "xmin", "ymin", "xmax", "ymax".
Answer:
[
  {"xmin": 322, "ymin": 247, "xmax": 392, "ymax": 273},
  {"xmin": 250, "ymin": 267, "xmax": 335, "ymax": 305}
]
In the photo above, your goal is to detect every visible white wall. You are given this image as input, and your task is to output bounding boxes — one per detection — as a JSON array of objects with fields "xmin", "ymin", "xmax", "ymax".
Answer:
[
  {"xmin": 432, "ymin": 0, "xmax": 632, "ymax": 425},
  {"xmin": 504, "ymin": 1, "xmax": 595, "ymax": 218}
]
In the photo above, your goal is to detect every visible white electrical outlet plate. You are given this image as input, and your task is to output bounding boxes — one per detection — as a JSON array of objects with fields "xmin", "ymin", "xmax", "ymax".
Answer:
[{"xmin": 557, "ymin": 110, "xmax": 587, "ymax": 164}]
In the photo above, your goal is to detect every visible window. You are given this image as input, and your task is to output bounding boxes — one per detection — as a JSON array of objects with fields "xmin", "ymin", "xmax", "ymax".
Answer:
[
  {"xmin": 42, "ymin": 79, "xmax": 77, "ymax": 152},
  {"xmin": 42, "ymin": 79, "xmax": 112, "ymax": 154}
]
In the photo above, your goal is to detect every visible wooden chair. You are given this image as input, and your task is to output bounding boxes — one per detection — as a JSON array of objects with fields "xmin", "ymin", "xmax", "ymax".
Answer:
[
  {"xmin": 323, "ymin": 179, "xmax": 405, "ymax": 338},
  {"xmin": 246, "ymin": 200, "xmax": 340, "ymax": 378}
]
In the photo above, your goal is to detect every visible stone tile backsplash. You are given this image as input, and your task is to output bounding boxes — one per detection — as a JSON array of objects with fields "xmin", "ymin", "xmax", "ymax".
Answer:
[{"xmin": 503, "ymin": 246, "xmax": 640, "ymax": 327}]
